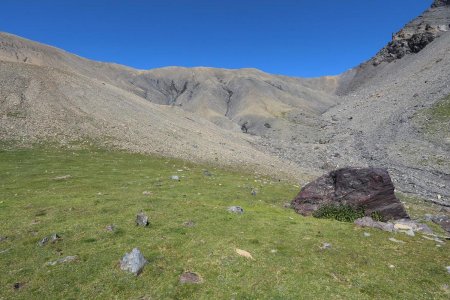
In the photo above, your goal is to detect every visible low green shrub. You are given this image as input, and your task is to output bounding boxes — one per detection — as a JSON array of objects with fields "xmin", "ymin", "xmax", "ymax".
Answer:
[{"xmin": 312, "ymin": 203, "xmax": 365, "ymax": 222}]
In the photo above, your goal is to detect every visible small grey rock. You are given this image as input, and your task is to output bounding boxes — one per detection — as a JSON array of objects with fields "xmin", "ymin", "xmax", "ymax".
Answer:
[
  {"xmin": 388, "ymin": 237, "xmax": 405, "ymax": 244},
  {"xmin": 46, "ymin": 255, "xmax": 77, "ymax": 266},
  {"xmin": 183, "ymin": 220, "xmax": 195, "ymax": 227},
  {"xmin": 136, "ymin": 212, "xmax": 149, "ymax": 227},
  {"xmin": 38, "ymin": 236, "xmax": 49, "ymax": 246},
  {"xmin": 53, "ymin": 175, "xmax": 71, "ymax": 181},
  {"xmin": 446, "ymin": 266, "xmax": 450, "ymax": 274},
  {"xmin": 50, "ymin": 233, "xmax": 61, "ymax": 243},
  {"xmin": 354, "ymin": 217, "xmax": 395, "ymax": 232},
  {"xmin": 363, "ymin": 232, "xmax": 371, "ymax": 237},
  {"xmin": 120, "ymin": 248, "xmax": 147, "ymax": 275},
  {"xmin": 179, "ymin": 271, "xmax": 202, "ymax": 284},
  {"xmin": 251, "ymin": 189, "xmax": 257, "ymax": 196},
  {"xmin": 142, "ymin": 191, "xmax": 152, "ymax": 196},
  {"xmin": 0, "ymin": 236, "xmax": 7, "ymax": 242},
  {"xmin": 171, "ymin": 175, "xmax": 180, "ymax": 181},
  {"xmin": 203, "ymin": 170, "xmax": 212, "ymax": 177},
  {"xmin": 228, "ymin": 206, "xmax": 244, "ymax": 214},
  {"xmin": 105, "ymin": 224, "xmax": 116, "ymax": 232},
  {"xmin": 320, "ymin": 242, "xmax": 332, "ymax": 250}
]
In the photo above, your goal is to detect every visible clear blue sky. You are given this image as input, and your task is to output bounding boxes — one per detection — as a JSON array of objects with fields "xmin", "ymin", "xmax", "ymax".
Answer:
[{"xmin": 0, "ymin": 0, "xmax": 432, "ymax": 77}]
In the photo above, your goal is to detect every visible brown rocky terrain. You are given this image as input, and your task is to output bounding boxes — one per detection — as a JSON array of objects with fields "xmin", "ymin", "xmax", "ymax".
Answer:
[{"xmin": 0, "ymin": 0, "xmax": 449, "ymax": 206}]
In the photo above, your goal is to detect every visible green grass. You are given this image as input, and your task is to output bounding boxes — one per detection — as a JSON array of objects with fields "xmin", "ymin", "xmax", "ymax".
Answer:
[
  {"xmin": 418, "ymin": 94, "xmax": 450, "ymax": 142},
  {"xmin": 429, "ymin": 94, "xmax": 450, "ymax": 120},
  {"xmin": 0, "ymin": 145, "xmax": 449, "ymax": 299}
]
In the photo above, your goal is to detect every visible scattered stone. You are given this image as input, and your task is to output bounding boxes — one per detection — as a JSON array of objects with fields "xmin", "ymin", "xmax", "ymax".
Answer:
[
  {"xmin": 394, "ymin": 219, "xmax": 434, "ymax": 235},
  {"xmin": 142, "ymin": 191, "xmax": 152, "ymax": 196},
  {"xmin": 320, "ymin": 242, "xmax": 332, "ymax": 250},
  {"xmin": 136, "ymin": 212, "xmax": 149, "ymax": 227},
  {"xmin": 388, "ymin": 264, "xmax": 395, "ymax": 269},
  {"xmin": 235, "ymin": 248, "xmax": 254, "ymax": 259},
  {"xmin": 183, "ymin": 220, "xmax": 195, "ymax": 227},
  {"xmin": 446, "ymin": 266, "xmax": 450, "ymax": 274},
  {"xmin": 388, "ymin": 237, "xmax": 405, "ymax": 244},
  {"xmin": 13, "ymin": 282, "xmax": 24, "ymax": 290},
  {"xmin": 354, "ymin": 217, "xmax": 395, "ymax": 232},
  {"xmin": 394, "ymin": 223, "xmax": 415, "ymax": 236},
  {"xmin": 354, "ymin": 217, "xmax": 433, "ymax": 237},
  {"xmin": 38, "ymin": 236, "xmax": 49, "ymax": 247},
  {"xmin": 105, "ymin": 224, "xmax": 116, "ymax": 232},
  {"xmin": 422, "ymin": 235, "xmax": 445, "ymax": 243},
  {"xmin": 228, "ymin": 206, "xmax": 244, "ymax": 214},
  {"xmin": 50, "ymin": 233, "xmax": 62, "ymax": 243},
  {"xmin": 203, "ymin": 170, "xmax": 212, "ymax": 177},
  {"xmin": 251, "ymin": 189, "xmax": 257, "ymax": 196},
  {"xmin": 0, "ymin": 236, "xmax": 7, "ymax": 242},
  {"xmin": 363, "ymin": 232, "xmax": 371, "ymax": 237},
  {"xmin": 171, "ymin": 175, "xmax": 180, "ymax": 181},
  {"xmin": 53, "ymin": 175, "xmax": 71, "ymax": 181},
  {"xmin": 46, "ymin": 255, "xmax": 78, "ymax": 266},
  {"xmin": 429, "ymin": 215, "xmax": 450, "ymax": 233},
  {"xmin": 283, "ymin": 202, "xmax": 292, "ymax": 208},
  {"xmin": 119, "ymin": 248, "xmax": 147, "ymax": 275},
  {"xmin": 179, "ymin": 271, "xmax": 203, "ymax": 284},
  {"xmin": 270, "ymin": 249, "xmax": 278, "ymax": 253},
  {"xmin": 291, "ymin": 167, "xmax": 408, "ymax": 220}
]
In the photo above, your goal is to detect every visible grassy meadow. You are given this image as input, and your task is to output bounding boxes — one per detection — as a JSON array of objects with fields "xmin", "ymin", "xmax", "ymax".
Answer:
[{"xmin": 0, "ymin": 144, "xmax": 449, "ymax": 299}]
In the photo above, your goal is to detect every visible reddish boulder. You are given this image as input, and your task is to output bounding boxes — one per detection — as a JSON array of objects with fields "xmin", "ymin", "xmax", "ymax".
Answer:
[{"xmin": 291, "ymin": 167, "xmax": 409, "ymax": 221}]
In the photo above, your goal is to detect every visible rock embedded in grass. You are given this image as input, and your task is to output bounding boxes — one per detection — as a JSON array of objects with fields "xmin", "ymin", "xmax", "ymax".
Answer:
[
  {"xmin": 39, "ymin": 233, "xmax": 62, "ymax": 246},
  {"xmin": 50, "ymin": 233, "xmax": 61, "ymax": 243},
  {"xmin": 179, "ymin": 271, "xmax": 202, "ymax": 284},
  {"xmin": 0, "ymin": 236, "xmax": 7, "ymax": 242},
  {"xmin": 428, "ymin": 215, "xmax": 450, "ymax": 233},
  {"xmin": 120, "ymin": 248, "xmax": 147, "ymax": 276},
  {"xmin": 355, "ymin": 217, "xmax": 433, "ymax": 236},
  {"xmin": 183, "ymin": 220, "xmax": 195, "ymax": 227},
  {"xmin": 46, "ymin": 255, "xmax": 78, "ymax": 266},
  {"xmin": 53, "ymin": 174, "xmax": 72, "ymax": 181},
  {"xmin": 136, "ymin": 212, "xmax": 149, "ymax": 226},
  {"xmin": 320, "ymin": 242, "xmax": 332, "ymax": 250},
  {"xmin": 354, "ymin": 217, "xmax": 395, "ymax": 232},
  {"xmin": 171, "ymin": 175, "xmax": 180, "ymax": 181},
  {"xmin": 228, "ymin": 206, "xmax": 244, "ymax": 214},
  {"xmin": 105, "ymin": 224, "xmax": 116, "ymax": 232},
  {"xmin": 38, "ymin": 236, "xmax": 49, "ymax": 246}
]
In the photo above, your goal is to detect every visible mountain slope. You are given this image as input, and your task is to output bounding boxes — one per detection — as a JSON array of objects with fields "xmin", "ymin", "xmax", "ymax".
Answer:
[
  {"xmin": 0, "ymin": 0, "xmax": 449, "ymax": 205},
  {"xmin": 0, "ymin": 57, "xmax": 310, "ymax": 181},
  {"xmin": 0, "ymin": 32, "xmax": 338, "ymax": 135}
]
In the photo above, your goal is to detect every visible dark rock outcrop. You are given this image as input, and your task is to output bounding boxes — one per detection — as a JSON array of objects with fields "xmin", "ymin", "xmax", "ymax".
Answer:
[
  {"xmin": 291, "ymin": 167, "xmax": 409, "ymax": 221},
  {"xmin": 432, "ymin": 0, "xmax": 450, "ymax": 8}
]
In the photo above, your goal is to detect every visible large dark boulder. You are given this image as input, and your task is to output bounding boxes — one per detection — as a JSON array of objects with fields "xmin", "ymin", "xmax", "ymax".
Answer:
[{"xmin": 291, "ymin": 167, "xmax": 409, "ymax": 221}]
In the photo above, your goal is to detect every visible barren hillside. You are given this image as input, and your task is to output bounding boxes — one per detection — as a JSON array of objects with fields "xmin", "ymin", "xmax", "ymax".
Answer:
[{"xmin": 0, "ymin": 1, "xmax": 449, "ymax": 206}]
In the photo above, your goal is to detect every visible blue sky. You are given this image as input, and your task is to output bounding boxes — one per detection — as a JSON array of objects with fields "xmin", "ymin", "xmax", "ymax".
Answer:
[{"xmin": 1, "ymin": 0, "xmax": 432, "ymax": 77}]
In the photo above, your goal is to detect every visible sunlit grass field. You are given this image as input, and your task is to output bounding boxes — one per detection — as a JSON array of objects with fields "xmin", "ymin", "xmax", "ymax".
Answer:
[{"xmin": 0, "ymin": 144, "xmax": 449, "ymax": 299}]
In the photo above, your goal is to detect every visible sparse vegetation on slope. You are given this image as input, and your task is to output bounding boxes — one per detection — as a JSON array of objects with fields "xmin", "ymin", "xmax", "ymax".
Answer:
[{"xmin": 0, "ymin": 144, "xmax": 449, "ymax": 299}]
